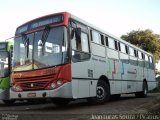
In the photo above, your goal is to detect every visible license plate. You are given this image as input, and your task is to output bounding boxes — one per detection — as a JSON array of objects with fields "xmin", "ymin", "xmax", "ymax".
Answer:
[{"xmin": 27, "ymin": 93, "xmax": 36, "ymax": 97}]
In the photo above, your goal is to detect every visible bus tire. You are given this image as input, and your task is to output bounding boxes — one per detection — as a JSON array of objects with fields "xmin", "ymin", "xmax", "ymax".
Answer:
[
  {"xmin": 3, "ymin": 100, "xmax": 15, "ymax": 105},
  {"xmin": 135, "ymin": 82, "xmax": 148, "ymax": 98},
  {"xmin": 52, "ymin": 98, "xmax": 70, "ymax": 106},
  {"xmin": 88, "ymin": 80, "xmax": 110, "ymax": 104}
]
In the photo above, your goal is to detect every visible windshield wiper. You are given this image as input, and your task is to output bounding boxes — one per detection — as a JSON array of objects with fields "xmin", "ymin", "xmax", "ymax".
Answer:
[
  {"xmin": 22, "ymin": 33, "xmax": 29, "ymax": 58},
  {"xmin": 41, "ymin": 25, "xmax": 50, "ymax": 55}
]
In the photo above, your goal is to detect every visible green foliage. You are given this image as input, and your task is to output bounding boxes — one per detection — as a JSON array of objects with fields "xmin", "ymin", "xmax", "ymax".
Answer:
[
  {"xmin": 121, "ymin": 29, "xmax": 160, "ymax": 62},
  {"xmin": 155, "ymin": 69, "xmax": 160, "ymax": 76},
  {"xmin": 153, "ymin": 76, "xmax": 160, "ymax": 93}
]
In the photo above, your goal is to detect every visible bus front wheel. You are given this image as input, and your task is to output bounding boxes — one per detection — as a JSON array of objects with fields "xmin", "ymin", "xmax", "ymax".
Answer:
[{"xmin": 88, "ymin": 80, "xmax": 110, "ymax": 104}]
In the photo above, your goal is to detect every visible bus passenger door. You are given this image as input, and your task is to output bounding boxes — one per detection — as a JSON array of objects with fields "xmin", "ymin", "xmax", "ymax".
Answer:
[{"xmin": 71, "ymin": 27, "xmax": 94, "ymax": 98}]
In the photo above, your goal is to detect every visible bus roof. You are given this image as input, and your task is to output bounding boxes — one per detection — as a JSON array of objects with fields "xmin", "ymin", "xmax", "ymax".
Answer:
[{"xmin": 70, "ymin": 13, "xmax": 153, "ymax": 57}]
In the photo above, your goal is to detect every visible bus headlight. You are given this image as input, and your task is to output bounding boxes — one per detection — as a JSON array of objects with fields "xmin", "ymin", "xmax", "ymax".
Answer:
[
  {"xmin": 12, "ymin": 85, "xmax": 23, "ymax": 92},
  {"xmin": 51, "ymin": 82, "xmax": 56, "ymax": 89},
  {"xmin": 57, "ymin": 80, "xmax": 62, "ymax": 86}
]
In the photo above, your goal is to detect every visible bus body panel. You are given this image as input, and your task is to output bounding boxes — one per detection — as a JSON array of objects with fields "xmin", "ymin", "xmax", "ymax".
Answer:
[
  {"xmin": 10, "ymin": 64, "xmax": 72, "ymax": 99},
  {"xmin": 71, "ymin": 55, "xmax": 96, "ymax": 98},
  {"xmin": 10, "ymin": 82, "xmax": 72, "ymax": 99}
]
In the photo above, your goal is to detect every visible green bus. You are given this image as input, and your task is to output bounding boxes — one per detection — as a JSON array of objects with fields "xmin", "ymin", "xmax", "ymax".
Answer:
[{"xmin": 0, "ymin": 41, "xmax": 14, "ymax": 104}]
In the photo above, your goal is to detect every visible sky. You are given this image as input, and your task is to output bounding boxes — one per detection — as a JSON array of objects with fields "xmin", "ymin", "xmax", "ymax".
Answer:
[{"xmin": 0, "ymin": 0, "xmax": 160, "ymax": 41}]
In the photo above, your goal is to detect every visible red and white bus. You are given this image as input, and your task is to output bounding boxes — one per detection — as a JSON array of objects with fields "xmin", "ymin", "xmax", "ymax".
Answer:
[{"xmin": 10, "ymin": 12, "xmax": 157, "ymax": 105}]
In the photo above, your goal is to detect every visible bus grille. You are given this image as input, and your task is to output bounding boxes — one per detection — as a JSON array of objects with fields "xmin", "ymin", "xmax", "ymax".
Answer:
[{"xmin": 14, "ymin": 74, "xmax": 55, "ymax": 91}]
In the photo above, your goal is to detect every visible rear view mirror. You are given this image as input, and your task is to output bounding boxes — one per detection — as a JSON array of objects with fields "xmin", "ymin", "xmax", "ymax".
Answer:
[
  {"xmin": 71, "ymin": 29, "xmax": 75, "ymax": 39},
  {"xmin": 75, "ymin": 28, "xmax": 81, "ymax": 40},
  {"xmin": 70, "ymin": 28, "xmax": 81, "ymax": 40}
]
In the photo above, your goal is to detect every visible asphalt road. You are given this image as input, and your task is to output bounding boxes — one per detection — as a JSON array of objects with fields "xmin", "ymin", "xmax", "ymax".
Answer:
[{"xmin": 0, "ymin": 93, "xmax": 159, "ymax": 120}]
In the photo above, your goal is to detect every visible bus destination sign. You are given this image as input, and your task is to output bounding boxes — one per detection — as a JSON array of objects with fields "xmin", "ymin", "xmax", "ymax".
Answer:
[
  {"xmin": 31, "ymin": 14, "xmax": 64, "ymax": 29},
  {"xmin": 16, "ymin": 14, "xmax": 64, "ymax": 35},
  {"xmin": 16, "ymin": 25, "xmax": 28, "ymax": 35}
]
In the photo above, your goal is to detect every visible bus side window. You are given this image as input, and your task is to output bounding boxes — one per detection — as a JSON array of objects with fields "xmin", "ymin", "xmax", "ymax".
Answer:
[
  {"xmin": 145, "ymin": 54, "xmax": 148, "ymax": 61},
  {"xmin": 144, "ymin": 54, "xmax": 149, "ymax": 68},
  {"xmin": 101, "ymin": 34, "xmax": 104, "ymax": 45},
  {"xmin": 72, "ymin": 31, "xmax": 90, "ymax": 62},
  {"xmin": 149, "ymin": 56, "xmax": 154, "ymax": 69},
  {"xmin": 149, "ymin": 56, "xmax": 153, "ymax": 63},
  {"xmin": 91, "ymin": 30, "xmax": 101, "ymax": 44},
  {"xmin": 105, "ymin": 36, "xmax": 108, "ymax": 47},
  {"xmin": 72, "ymin": 32, "xmax": 89, "ymax": 52},
  {"xmin": 108, "ymin": 37, "xmax": 115, "ymax": 49},
  {"xmin": 134, "ymin": 49, "xmax": 137, "ymax": 57},
  {"xmin": 76, "ymin": 36, "xmax": 82, "ymax": 51},
  {"xmin": 138, "ymin": 51, "xmax": 142, "ymax": 59},
  {"xmin": 114, "ymin": 40, "xmax": 118, "ymax": 50},
  {"xmin": 81, "ymin": 32, "xmax": 89, "ymax": 52},
  {"xmin": 90, "ymin": 30, "xmax": 92, "ymax": 39},
  {"xmin": 142, "ymin": 53, "xmax": 145, "ymax": 60},
  {"xmin": 118, "ymin": 42, "xmax": 121, "ymax": 51},
  {"xmin": 120, "ymin": 43, "xmax": 126, "ymax": 53},
  {"xmin": 125, "ymin": 45, "xmax": 128, "ymax": 54},
  {"xmin": 129, "ymin": 47, "xmax": 134, "ymax": 56}
]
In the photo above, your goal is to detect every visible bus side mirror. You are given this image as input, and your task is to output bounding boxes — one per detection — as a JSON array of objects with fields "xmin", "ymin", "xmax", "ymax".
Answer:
[
  {"xmin": 75, "ymin": 28, "xmax": 81, "ymax": 41},
  {"xmin": 71, "ymin": 28, "xmax": 81, "ymax": 40},
  {"xmin": 71, "ymin": 29, "xmax": 75, "ymax": 39}
]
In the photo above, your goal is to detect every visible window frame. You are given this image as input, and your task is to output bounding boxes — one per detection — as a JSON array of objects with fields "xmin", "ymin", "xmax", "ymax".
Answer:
[
  {"xmin": 138, "ymin": 51, "xmax": 142, "ymax": 59},
  {"xmin": 149, "ymin": 56, "xmax": 153, "ymax": 63},
  {"xmin": 81, "ymin": 31, "xmax": 90, "ymax": 53},
  {"xmin": 105, "ymin": 36, "xmax": 108, "ymax": 47},
  {"xmin": 90, "ymin": 30, "xmax": 101, "ymax": 45},
  {"xmin": 108, "ymin": 37, "xmax": 115, "ymax": 50},
  {"xmin": 119, "ymin": 42, "xmax": 127, "ymax": 54},
  {"xmin": 145, "ymin": 54, "xmax": 149, "ymax": 62},
  {"xmin": 114, "ymin": 40, "xmax": 118, "ymax": 51},
  {"xmin": 129, "ymin": 47, "xmax": 135, "ymax": 57},
  {"xmin": 71, "ymin": 23, "xmax": 91, "ymax": 63}
]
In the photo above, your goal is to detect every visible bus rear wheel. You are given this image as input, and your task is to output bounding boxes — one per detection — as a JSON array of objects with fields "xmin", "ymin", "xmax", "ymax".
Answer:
[
  {"xmin": 135, "ymin": 82, "xmax": 148, "ymax": 98},
  {"xmin": 52, "ymin": 98, "xmax": 70, "ymax": 106},
  {"xmin": 88, "ymin": 80, "xmax": 110, "ymax": 104}
]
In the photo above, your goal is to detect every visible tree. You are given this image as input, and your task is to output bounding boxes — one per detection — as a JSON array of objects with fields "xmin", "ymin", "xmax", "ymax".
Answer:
[
  {"xmin": 156, "ymin": 69, "xmax": 160, "ymax": 75},
  {"xmin": 121, "ymin": 29, "xmax": 160, "ymax": 62}
]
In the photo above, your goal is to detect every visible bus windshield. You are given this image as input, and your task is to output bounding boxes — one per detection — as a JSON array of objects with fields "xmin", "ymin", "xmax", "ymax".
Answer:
[
  {"xmin": 0, "ymin": 51, "xmax": 9, "ymax": 78},
  {"xmin": 13, "ymin": 26, "xmax": 68, "ymax": 72}
]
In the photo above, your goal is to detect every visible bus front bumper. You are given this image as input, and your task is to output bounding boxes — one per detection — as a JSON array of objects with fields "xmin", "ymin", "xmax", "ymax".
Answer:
[{"xmin": 10, "ymin": 82, "xmax": 72, "ymax": 100}]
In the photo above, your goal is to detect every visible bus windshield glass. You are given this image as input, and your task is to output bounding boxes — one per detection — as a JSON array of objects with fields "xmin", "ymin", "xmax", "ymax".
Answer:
[
  {"xmin": 13, "ymin": 26, "xmax": 68, "ymax": 72},
  {"xmin": 0, "ymin": 51, "xmax": 9, "ymax": 77}
]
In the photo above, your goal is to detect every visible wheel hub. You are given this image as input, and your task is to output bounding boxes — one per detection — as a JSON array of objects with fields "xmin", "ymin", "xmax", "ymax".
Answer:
[{"xmin": 97, "ymin": 86, "xmax": 105, "ymax": 99}]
